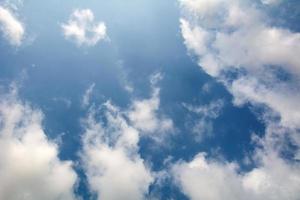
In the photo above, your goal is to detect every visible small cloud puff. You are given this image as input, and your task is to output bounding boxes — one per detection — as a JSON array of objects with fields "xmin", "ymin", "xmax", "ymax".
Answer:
[{"xmin": 61, "ymin": 9, "xmax": 107, "ymax": 47}]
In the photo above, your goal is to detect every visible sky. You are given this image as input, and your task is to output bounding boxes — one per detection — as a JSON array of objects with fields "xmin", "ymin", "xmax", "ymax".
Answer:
[{"xmin": 0, "ymin": 0, "xmax": 300, "ymax": 199}]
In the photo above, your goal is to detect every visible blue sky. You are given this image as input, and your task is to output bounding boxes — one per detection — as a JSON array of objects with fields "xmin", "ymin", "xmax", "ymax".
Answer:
[{"xmin": 0, "ymin": 0, "xmax": 300, "ymax": 200}]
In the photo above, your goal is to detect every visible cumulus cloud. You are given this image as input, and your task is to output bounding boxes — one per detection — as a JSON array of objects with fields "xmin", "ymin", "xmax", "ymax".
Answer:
[
  {"xmin": 0, "ymin": 88, "xmax": 78, "ymax": 200},
  {"xmin": 179, "ymin": 0, "xmax": 300, "ymax": 129},
  {"xmin": 81, "ymin": 102, "xmax": 153, "ymax": 200},
  {"xmin": 173, "ymin": 117, "xmax": 300, "ymax": 200},
  {"xmin": 173, "ymin": 119, "xmax": 300, "ymax": 200},
  {"xmin": 172, "ymin": 149, "xmax": 300, "ymax": 200},
  {"xmin": 183, "ymin": 99, "xmax": 223, "ymax": 141},
  {"xmin": 62, "ymin": 9, "xmax": 107, "ymax": 46},
  {"xmin": 0, "ymin": 6, "xmax": 24, "ymax": 46},
  {"xmin": 177, "ymin": 0, "xmax": 300, "ymax": 199},
  {"xmin": 80, "ymin": 73, "xmax": 176, "ymax": 199}
]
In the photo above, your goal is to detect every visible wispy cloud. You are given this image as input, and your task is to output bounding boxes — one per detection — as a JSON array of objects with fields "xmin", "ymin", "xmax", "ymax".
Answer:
[
  {"xmin": 127, "ymin": 73, "xmax": 174, "ymax": 142},
  {"xmin": 79, "ymin": 73, "xmax": 176, "ymax": 199},
  {"xmin": 82, "ymin": 83, "xmax": 95, "ymax": 108},
  {"xmin": 183, "ymin": 99, "xmax": 223, "ymax": 141},
  {"xmin": 81, "ymin": 101, "xmax": 153, "ymax": 200}
]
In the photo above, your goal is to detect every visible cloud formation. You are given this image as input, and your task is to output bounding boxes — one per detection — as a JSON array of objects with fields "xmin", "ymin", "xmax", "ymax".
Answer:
[
  {"xmin": 0, "ymin": 6, "xmax": 24, "ymax": 46},
  {"xmin": 0, "ymin": 88, "xmax": 78, "ymax": 200},
  {"xmin": 179, "ymin": 0, "xmax": 300, "ymax": 129},
  {"xmin": 62, "ymin": 9, "xmax": 107, "ymax": 46},
  {"xmin": 172, "ymin": 149, "xmax": 300, "ymax": 200},
  {"xmin": 81, "ymin": 102, "xmax": 153, "ymax": 200},
  {"xmin": 177, "ymin": 0, "xmax": 300, "ymax": 199},
  {"xmin": 80, "ymin": 73, "xmax": 176, "ymax": 199},
  {"xmin": 128, "ymin": 73, "xmax": 174, "ymax": 137}
]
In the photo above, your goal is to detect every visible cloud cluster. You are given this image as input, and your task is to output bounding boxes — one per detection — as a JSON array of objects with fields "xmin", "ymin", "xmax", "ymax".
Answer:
[
  {"xmin": 0, "ymin": 6, "xmax": 24, "ymax": 46},
  {"xmin": 179, "ymin": 0, "xmax": 300, "ymax": 129},
  {"xmin": 81, "ymin": 102, "xmax": 153, "ymax": 200},
  {"xmin": 0, "ymin": 88, "xmax": 77, "ymax": 200},
  {"xmin": 0, "ymin": 75, "xmax": 172, "ymax": 200},
  {"xmin": 172, "ymin": 150, "xmax": 300, "ymax": 200},
  {"xmin": 80, "ymin": 74, "xmax": 174, "ymax": 199},
  {"xmin": 177, "ymin": 0, "xmax": 300, "ymax": 199},
  {"xmin": 62, "ymin": 9, "xmax": 107, "ymax": 46}
]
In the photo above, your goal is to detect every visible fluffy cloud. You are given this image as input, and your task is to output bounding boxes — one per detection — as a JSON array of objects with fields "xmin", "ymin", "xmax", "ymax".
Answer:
[
  {"xmin": 173, "ymin": 119, "xmax": 300, "ymax": 200},
  {"xmin": 80, "ymin": 74, "xmax": 176, "ymax": 199},
  {"xmin": 0, "ymin": 6, "xmax": 24, "ymax": 46},
  {"xmin": 0, "ymin": 88, "xmax": 78, "ymax": 200},
  {"xmin": 172, "ymin": 149, "xmax": 300, "ymax": 200},
  {"xmin": 127, "ymin": 73, "xmax": 174, "ymax": 138},
  {"xmin": 177, "ymin": 0, "xmax": 300, "ymax": 199},
  {"xmin": 62, "ymin": 9, "xmax": 107, "ymax": 46},
  {"xmin": 81, "ymin": 102, "xmax": 153, "ymax": 200},
  {"xmin": 126, "ymin": 73, "xmax": 174, "ymax": 142},
  {"xmin": 179, "ymin": 0, "xmax": 300, "ymax": 129}
]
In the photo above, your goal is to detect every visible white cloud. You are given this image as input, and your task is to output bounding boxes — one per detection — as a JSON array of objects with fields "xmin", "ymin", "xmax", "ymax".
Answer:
[
  {"xmin": 177, "ymin": 0, "xmax": 300, "ymax": 199},
  {"xmin": 172, "ymin": 149, "xmax": 300, "ymax": 200},
  {"xmin": 0, "ymin": 6, "xmax": 24, "ymax": 46},
  {"xmin": 80, "ymin": 74, "xmax": 176, "ymax": 199},
  {"xmin": 179, "ymin": 0, "xmax": 223, "ymax": 18},
  {"xmin": 128, "ymin": 88, "xmax": 173, "ymax": 135},
  {"xmin": 179, "ymin": 0, "xmax": 300, "ymax": 130},
  {"xmin": 0, "ymin": 88, "xmax": 78, "ymax": 200},
  {"xmin": 81, "ymin": 101, "xmax": 153, "ymax": 200},
  {"xmin": 128, "ymin": 73, "xmax": 174, "ymax": 137},
  {"xmin": 229, "ymin": 76, "xmax": 300, "ymax": 129},
  {"xmin": 62, "ymin": 9, "xmax": 107, "ymax": 46}
]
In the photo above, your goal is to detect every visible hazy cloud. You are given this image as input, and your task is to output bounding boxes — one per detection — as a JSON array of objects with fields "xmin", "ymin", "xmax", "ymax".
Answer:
[
  {"xmin": 183, "ymin": 99, "xmax": 223, "ymax": 141},
  {"xmin": 82, "ymin": 83, "xmax": 95, "ymax": 108}
]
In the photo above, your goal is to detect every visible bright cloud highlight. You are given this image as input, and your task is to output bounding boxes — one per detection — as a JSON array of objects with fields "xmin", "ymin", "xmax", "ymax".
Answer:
[{"xmin": 0, "ymin": 6, "xmax": 24, "ymax": 46}]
